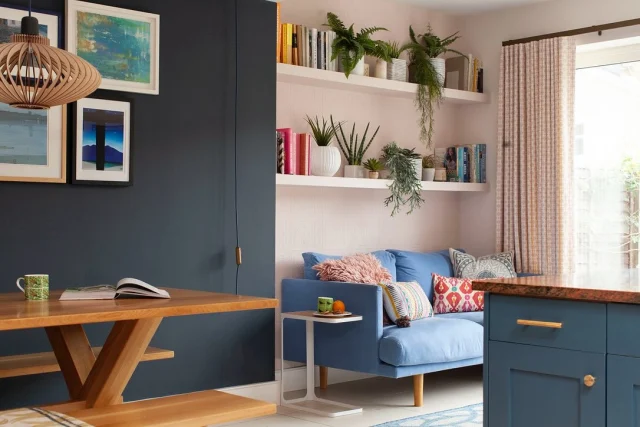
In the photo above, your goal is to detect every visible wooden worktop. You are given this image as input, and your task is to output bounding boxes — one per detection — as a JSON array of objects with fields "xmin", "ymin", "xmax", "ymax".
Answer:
[
  {"xmin": 0, "ymin": 289, "xmax": 278, "ymax": 331},
  {"xmin": 472, "ymin": 270, "xmax": 640, "ymax": 304}
]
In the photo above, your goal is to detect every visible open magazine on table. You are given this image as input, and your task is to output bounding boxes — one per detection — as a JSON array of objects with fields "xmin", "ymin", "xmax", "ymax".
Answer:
[{"xmin": 60, "ymin": 278, "xmax": 170, "ymax": 301}]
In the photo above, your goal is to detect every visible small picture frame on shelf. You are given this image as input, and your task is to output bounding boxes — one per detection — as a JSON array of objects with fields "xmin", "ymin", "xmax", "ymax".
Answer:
[
  {"xmin": 66, "ymin": 0, "xmax": 160, "ymax": 95},
  {"xmin": 72, "ymin": 97, "xmax": 132, "ymax": 186}
]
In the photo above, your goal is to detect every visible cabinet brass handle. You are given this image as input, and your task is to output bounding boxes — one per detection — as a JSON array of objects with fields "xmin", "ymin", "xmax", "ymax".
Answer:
[
  {"xmin": 584, "ymin": 375, "xmax": 596, "ymax": 387},
  {"xmin": 516, "ymin": 319, "xmax": 563, "ymax": 329}
]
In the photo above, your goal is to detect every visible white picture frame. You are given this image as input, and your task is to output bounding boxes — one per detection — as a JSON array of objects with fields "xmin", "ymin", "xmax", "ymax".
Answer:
[
  {"xmin": 73, "ymin": 98, "xmax": 132, "ymax": 185},
  {"xmin": 66, "ymin": 0, "xmax": 160, "ymax": 95},
  {"xmin": 0, "ymin": 5, "xmax": 66, "ymax": 183}
]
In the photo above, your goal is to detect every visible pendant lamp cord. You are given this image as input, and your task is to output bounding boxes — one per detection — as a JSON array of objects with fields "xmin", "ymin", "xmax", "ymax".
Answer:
[{"xmin": 28, "ymin": 0, "xmax": 31, "ymax": 17}]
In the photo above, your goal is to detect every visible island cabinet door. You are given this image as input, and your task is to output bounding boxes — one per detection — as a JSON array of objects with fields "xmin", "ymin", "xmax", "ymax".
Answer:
[
  {"xmin": 488, "ymin": 341, "xmax": 605, "ymax": 427},
  {"xmin": 608, "ymin": 355, "xmax": 640, "ymax": 426}
]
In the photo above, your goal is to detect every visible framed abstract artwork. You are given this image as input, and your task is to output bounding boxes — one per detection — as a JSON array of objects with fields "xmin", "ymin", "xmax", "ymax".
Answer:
[
  {"xmin": 73, "ymin": 97, "xmax": 132, "ymax": 186},
  {"xmin": 66, "ymin": 0, "xmax": 160, "ymax": 95},
  {"xmin": 0, "ymin": 5, "xmax": 66, "ymax": 183}
]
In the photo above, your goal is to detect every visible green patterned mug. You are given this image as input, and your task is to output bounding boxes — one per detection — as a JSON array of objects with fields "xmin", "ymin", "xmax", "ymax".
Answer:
[
  {"xmin": 318, "ymin": 297, "xmax": 333, "ymax": 313},
  {"xmin": 16, "ymin": 275, "xmax": 49, "ymax": 300}
]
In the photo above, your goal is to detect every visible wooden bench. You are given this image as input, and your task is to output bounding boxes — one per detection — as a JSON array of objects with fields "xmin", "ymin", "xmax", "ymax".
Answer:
[
  {"xmin": 0, "ymin": 347, "xmax": 174, "ymax": 379},
  {"xmin": 49, "ymin": 390, "xmax": 276, "ymax": 427}
]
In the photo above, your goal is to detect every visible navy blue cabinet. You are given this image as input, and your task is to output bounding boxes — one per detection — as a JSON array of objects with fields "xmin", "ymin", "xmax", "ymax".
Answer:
[
  {"xmin": 488, "ymin": 341, "xmax": 605, "ymax": 427},
  {"xmin": 608, "ymin": 355, "xmax": 640, "ymax": 426}
]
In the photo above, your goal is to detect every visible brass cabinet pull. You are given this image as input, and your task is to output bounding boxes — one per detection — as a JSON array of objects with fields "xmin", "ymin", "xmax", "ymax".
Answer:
[
  {"xmin": 584, "ymin": 375, "xmax": 596, "ymax": 387},
  {"xmin": 516, "ymin": 319, "xmax": 563, "ymax": 329}
]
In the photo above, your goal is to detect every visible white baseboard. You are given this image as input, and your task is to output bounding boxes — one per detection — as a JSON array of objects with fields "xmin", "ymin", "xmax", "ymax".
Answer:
[{"xmin": 220, "ymin": 367, "xmax": 376, "ymax": 405}]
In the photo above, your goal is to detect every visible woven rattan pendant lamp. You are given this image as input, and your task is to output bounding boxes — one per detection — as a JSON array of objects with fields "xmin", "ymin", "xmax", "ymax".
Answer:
[{"xmin": 0, "ymin": 1, "xmax": 101, "ymax": 110}]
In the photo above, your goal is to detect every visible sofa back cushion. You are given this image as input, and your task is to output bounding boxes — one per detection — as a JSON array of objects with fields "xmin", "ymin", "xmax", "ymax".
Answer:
[
  {"xmin": 302, "ymin": 250, "xmax": 397, "ymax": 282},
  {"xmin": 386, "ymin": 249, "xmax": 456, "ymax": 301}
]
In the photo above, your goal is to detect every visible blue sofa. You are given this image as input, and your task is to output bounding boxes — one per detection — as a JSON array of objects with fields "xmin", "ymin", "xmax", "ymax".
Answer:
[{"xmin": 282, "ymin": 249, "xmax": 507, "ymax": 406}]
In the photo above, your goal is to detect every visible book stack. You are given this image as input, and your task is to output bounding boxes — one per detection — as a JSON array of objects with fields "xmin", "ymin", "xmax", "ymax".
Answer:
[
  {"xmin": 439, "ymin": 144, "xmax": 487, "ymax": 183},
  {"xmin": 276, "ymin": 128, "xmax": 311, "ymax": 176},
  {"xmin": 444, "ymin": 55, "xmax": 484, "ymax": 93},
  {"xmin": 277, "ymin": 5, "xmax": 338, "ymax": 71}
]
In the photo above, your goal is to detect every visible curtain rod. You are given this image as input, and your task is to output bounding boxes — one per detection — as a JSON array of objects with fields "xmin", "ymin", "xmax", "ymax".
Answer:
[{"xmin": 502, "ymin": 18, "xmax": 640, "ymax": 47}]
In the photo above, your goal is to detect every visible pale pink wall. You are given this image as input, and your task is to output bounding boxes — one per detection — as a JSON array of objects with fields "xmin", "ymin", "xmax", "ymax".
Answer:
[
  {"xmin": 456, "ymin": 0, "xmax": 640, "ymax": 257},
  {"xmin": 275, "ymin": 0, "xmax": 465, "ymax": 367}
]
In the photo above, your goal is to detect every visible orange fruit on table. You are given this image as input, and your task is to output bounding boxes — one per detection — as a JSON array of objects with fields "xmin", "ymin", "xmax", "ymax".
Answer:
[{"xmin": 332, "ymin": 300, "xmax": 346, "ymax": 314}]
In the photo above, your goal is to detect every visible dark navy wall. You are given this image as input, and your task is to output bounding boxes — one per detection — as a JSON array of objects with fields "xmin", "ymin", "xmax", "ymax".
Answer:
[{"xmin": 0, "ymin": 0, "xmax": 276, "ymax": 409}]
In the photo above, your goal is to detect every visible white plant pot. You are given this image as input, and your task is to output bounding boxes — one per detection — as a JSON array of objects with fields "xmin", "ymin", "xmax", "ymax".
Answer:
[
  {"xmin": 311, "ymin": 145, "xmax": 341, "ymax": 177},
  {"xmin": 344, "ymin": 165, "xmax": 365, "ymax": 178},
  {"xmin": 375, "ymin": 60, "xmax": 388, "ymax": 79},
  {"xmin": 429, "ymin": 58, "xmax": 446, "ymax": 87},
  {"xmin": 422, "ymin": 168, "xmax": 436, "ymax": 181},
  {"xmin": 412, "ymin": 159, "xmax": 422, "ymax": 179},
  {"xmin": 352, "ymin": 57, "xmax": 365, "ymax": 76},
  {"xmin": 387, "ymin": 58, "xmax": 407, "ymax": 82}
]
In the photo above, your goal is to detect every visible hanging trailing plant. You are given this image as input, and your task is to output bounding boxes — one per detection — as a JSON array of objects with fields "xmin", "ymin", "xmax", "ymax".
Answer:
[
  {"xmin": 402, "ymin": 25, "xmax": 465, "ymax": 149},
  {"xmin": 381, "ymin": 142, "xmax": 424, "ymax": 216},
  {"xmin": 331, "ymin": 116, "xmax": 380, "ymax": 166},
  {"xmin": 325, "ymin": 12, "xmax": 387, "ymax": 78}
]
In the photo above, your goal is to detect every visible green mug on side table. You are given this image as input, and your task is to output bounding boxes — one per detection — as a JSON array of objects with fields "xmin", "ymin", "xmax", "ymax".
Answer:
[
  {"xmin": 318, "ymin": 296, "xmax": 333, "ymax": 313},
  {"xmin": 16, "ymin": 274, "xmax": 49, "ymax": 300}
]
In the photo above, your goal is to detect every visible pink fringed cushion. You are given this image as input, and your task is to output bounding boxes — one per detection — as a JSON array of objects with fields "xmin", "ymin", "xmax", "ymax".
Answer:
[{"xmin": 313, "ymin": 253, "xmax": 392, "ymax": 284}]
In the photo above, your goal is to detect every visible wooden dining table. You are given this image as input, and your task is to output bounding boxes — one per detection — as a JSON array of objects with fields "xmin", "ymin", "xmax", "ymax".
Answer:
[{"xmin": 0, "ymin": 288, "xmax": 278, "ymax": 426}]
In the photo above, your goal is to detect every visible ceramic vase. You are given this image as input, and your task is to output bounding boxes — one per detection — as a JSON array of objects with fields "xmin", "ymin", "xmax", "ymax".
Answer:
[
  {"xmin": 429, "ymin": 58, "xmax": 446, "ymax": 86},
  {"xmin": 311, "ymin": 145, "xmax": 341, "ymax": 177},
  {"xmin": 344, "ymin": 165, "xmax": 365, "ymax": 178},
  {"xmin": 387, "ymin": 58, "xmax": 407, "ymax": 82},
  {"xmin": 375, "ymin": 60, "xmax": 388, "ymax": 79},
  {"xmin": 412, "ymin": 159, "xmax": 422, "ymax": 179},
  {"xmin": 368, "ymin": 171, "xmax": 379, "ymax": 179},
  {"xmin": 352, "ymin": 57, "xmax": 366, "ymax": 76},
  {"xmin": 422, "ymin": 168, "xmax": 436, "ymax": 181}
]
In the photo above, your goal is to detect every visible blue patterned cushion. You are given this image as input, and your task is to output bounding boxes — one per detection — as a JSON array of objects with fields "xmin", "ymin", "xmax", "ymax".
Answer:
[{"xmin": 449, "ymin": 248, "xmax": 517, "ymax": 279}]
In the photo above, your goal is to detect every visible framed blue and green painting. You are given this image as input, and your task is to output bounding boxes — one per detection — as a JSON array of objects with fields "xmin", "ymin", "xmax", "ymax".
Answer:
[
  {"xmin": 0, "ymin": 5, "xmax": 66, "ymax": 183},
  {"xmin": 73, "ymin": 97, "xmax": 132, "ymax": 186},
  {"xmin": 66, "ymin": 1, "xmax": 159, "ymax": 95}
]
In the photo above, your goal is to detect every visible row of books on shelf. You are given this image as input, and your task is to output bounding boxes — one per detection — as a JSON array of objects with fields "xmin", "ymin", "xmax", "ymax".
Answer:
[
  {"xmin": 276, "ymin": 128, "xmax": 311, "ymax": 175},
  {"xmin": 436, "ymin": 145, "xmax": 487, "ymax": 184},
  {"xmin": 276, "ymin": 5, "xmax": 337, "ymax": 71},
  {"xmin": 445, "ymin": 55, "xmax": 483, "ymax": 93}
]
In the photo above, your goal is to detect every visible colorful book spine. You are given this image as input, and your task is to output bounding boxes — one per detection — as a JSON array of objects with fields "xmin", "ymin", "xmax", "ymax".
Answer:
[
  {"xmin": 317, "ymin": 31, "xmax": 325, "ymax": 70},
  {"xmin": 466, "ymin": 145, "xmax": 477, "ymax": 183},
  {"xmin": 300, "ymin": 26, "xmax": 306, "ymax": 68},
  {"xmin": 286, "ymin": 24, "xmax": 293, "ymax": 65},
  {"xmin": 456, "ymin": 147, "xmax": 470, "ymax": 182},
  {"xmin": 276, "ymin": 128, "xmax": 295, "ymax": 174},
  {"xmin": 276, "ymin": 3, "xmax": 281, "ymax": 63},
  {"xmin": 298, "ymin": 133, "xmax": 311, "ymax": 175},
  {"xmin": 276, "ymin": 131, "xmax": 284, "ymax": 174},
  {"xmin": 292, "ymin": 26, "xmax": 299, "ymax": 66},
  {"xmin": 479, "ymin": 144, "xmax": 487, "ymax": 183},
  {"xmin": 311, "ymin": 29, "xmax": 318, "ymax": 69},
  {"xmin": 467, "ymin": 54, "xmax": 473, "ymax": 92},
  {"xmin": 446, "ymin": 147, "xmax": 457, "ymax": 181}
]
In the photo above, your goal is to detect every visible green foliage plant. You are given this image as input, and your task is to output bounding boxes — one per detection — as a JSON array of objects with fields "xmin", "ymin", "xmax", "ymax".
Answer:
[
  {"xmin": 363, "ymin": 158, "xmax": 384, "ymax": 172},
  {"xmin": 305, "ymin": 115, "xmax": 340, "ymax": 146},
  {"xmin": 371, "ymin": 41, "xmax": 406, "ymax": 62},
  {"xmin": 331, "ymin": 116, "xmax": 380, "ymax": 166},
  {"xmin": 381, "ymin": 142, "xmax": 424, "ymax": 216},
  {"xmin": 325, "ymin": 12, "xmax": 387, "ymax": 78},
  {"xmin": 402, "ymin": 25, "xmax": 465, "ymax": 149}
]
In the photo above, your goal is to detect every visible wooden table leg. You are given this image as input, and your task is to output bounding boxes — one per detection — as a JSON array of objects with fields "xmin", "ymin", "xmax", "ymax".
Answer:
[
  {"xmin": 79, "ymin": 317, "xmax": 163, "ymax": 408},
  {"xmin": 45, "ymin": 325, "xmax": 96, "ymax": 400}
]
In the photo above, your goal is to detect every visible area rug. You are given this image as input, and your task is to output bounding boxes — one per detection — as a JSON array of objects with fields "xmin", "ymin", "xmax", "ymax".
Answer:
[{"xmin": 373, "ymin": 403, "xmax": 482, "ymax": 427}]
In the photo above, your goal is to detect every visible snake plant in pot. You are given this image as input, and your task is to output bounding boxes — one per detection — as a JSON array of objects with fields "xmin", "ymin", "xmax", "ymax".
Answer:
[
  {"xmin": 382, "ymin": 142, "xmax": 424, "ymax": 216},
  {"xmin": 403, "ymin": 25, "xmax": 465, "ymax": 149},
  {"xmin": 331, "ymin": 116, "xmax": 380, "ymax": 178},
  {"xmin": 305, "ymin": 115, "xmax": 342, "ymax": 177},
  {"xmin": 325, "ymin": 12, "xmax": 386, "ymax": 78}
]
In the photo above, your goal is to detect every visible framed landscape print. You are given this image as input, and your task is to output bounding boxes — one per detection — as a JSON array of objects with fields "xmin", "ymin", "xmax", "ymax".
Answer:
[
  {"xmin": 0, "ymin": 5, "xmax": 66, "ymax": 183},
  {"xmin": 73, "ymin": 98, "xmax": 132, "ymax": 186},
  {"xmin": 66, "ymin": 0, "xmax": 160, "ymax": 94}
]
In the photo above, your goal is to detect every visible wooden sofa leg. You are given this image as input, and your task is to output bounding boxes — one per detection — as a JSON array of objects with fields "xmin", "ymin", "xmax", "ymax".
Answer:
[
  {"xmin": 413, "ymin": 374, "xmax": 424, "ymax": 407},
  {"xmin": 319, "ymin": 366, "xmax": 328, "ymax": 389}
]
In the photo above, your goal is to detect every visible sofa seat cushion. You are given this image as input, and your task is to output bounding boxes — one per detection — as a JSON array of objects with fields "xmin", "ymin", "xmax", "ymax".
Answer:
[
  {"xmin": 303, "ymin": 250, "xmax": 397, "ymax": 282},
  {"xmin": 436, "ymin": 311, "xmax": 484, "ymax": 326},
  {"xmin": 379, "ymin": 318, "xmax": 483, "ymax": 367}
]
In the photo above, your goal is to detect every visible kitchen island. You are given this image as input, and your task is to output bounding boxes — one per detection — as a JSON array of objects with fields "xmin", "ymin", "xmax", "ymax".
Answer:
[{"xmin": 474, "ymin": 271, "xmax": 640, "ymax": 427}]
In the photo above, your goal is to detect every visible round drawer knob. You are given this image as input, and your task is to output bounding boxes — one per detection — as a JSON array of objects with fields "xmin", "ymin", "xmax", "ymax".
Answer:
[{"xmin": 584, "ymin": 375, "xmax": 596, "ymax": 387}]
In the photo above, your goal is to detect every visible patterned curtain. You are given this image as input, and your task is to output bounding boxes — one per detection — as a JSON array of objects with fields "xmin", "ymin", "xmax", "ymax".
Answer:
[{"xmin": 496, "ymin": 37, "xmax": 576, "ymax": 275}]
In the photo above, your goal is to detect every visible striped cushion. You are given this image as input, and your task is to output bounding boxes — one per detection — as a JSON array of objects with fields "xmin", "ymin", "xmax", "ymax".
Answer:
[{"xmin": 379, "ymin": 281, "xmax": 433, "ymax": 324}]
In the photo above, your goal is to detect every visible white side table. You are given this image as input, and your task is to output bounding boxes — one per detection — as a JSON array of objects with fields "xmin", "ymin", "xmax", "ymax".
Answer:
[{"xmin": 280, "ymin": 310, "xmax": 363, "ymax": 417}]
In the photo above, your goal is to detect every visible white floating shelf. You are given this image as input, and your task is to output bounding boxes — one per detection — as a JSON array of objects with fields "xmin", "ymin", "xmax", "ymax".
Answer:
[
  {"xmin": 277, "ymin": 63, "xmax": 489, "ymax": 105},
  {"xmin": 276, "ymin": 175, "xmax": 489, "ymax": 192}
]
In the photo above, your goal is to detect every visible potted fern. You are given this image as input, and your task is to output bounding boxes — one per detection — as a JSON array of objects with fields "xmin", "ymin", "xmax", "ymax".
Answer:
[
  {"xmin": 331, "ymin": 116, "xmax": 380, "ymax": 178},
  {"xmin": 305, "ymin": 115, "xmax": 341, "ymax": 177},
  {"xmin": 403, "ymin": 25, "xmax": 465, "ymax": 149},
  {"xmin": 363, "ymin": 158, "xmax": 384, "ymax": 179},
  {"xmin": 325, "ymin": 12, "xmax": 386, "ymax": 78},
  {"xmin": 382, "ymin": 142, "xmax": 424, "ymax": 216}
]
